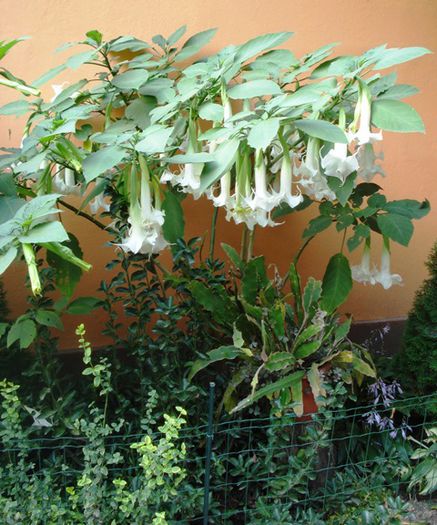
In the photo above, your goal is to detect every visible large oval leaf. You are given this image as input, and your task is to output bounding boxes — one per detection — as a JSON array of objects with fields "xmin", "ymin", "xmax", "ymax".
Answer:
[
  {"xmin": 372, "ymin": 99, "xmax": 424, "ymax": 133},
  {"xmin": 320, "ymin": 253, "xmax": 352, "ymax": 313}
]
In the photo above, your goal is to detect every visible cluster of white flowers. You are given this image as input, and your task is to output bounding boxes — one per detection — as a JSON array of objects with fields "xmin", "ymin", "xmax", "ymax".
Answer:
[{"xmin": 351, "ymin": 240, "xmax": 402, "ymax": 290}]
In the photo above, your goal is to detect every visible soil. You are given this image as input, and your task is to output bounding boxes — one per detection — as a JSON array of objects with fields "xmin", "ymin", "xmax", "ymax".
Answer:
[{"xmin": 405, "ymin": 499, "xmax": 437, "ymax": 525}]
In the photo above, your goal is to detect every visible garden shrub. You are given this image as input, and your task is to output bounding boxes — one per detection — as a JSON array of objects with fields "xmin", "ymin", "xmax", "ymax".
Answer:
[{"xmin": 395, "ymin": 241, "xmax": 437, "ymax": 397}]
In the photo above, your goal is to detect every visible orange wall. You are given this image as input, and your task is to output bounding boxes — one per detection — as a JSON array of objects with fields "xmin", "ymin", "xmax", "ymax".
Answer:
[{"xmin": 1, "ymin": 0, "xmax": 436, "ymax": 349}]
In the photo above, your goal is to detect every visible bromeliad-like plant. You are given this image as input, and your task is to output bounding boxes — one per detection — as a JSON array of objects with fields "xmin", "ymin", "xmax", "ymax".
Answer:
[{"xmin": 0, "ymin": 28, "xmax": 430, "ymax": 408}]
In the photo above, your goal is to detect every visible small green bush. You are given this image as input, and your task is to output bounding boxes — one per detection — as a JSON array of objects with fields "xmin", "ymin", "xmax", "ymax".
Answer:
[{"xmin": 395, "ymin": 242, "xmax": 437, "ymax": 396}]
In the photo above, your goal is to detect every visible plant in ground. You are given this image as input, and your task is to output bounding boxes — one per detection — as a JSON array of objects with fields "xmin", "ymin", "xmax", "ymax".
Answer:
[{"xmin": 395, "ymin": 241, "xmax": 437, "ymax": 398}]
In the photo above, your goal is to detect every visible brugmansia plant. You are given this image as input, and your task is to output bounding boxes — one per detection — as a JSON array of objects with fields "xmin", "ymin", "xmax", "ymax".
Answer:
[{"xmin": 0, "ymin": 28, "xmax": 430, "ymax": 411}]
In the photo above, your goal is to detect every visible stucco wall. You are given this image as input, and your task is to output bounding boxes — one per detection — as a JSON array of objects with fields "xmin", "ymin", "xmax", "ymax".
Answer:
[{"xmin": 0, "ymin": 0, "xmax": 436, "ymax": 348}]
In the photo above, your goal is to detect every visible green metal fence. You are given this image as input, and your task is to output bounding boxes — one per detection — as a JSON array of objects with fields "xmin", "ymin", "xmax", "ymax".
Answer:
[{"xmin": 0, "ymin": 390, "xmax": 435, "ymax": 523}]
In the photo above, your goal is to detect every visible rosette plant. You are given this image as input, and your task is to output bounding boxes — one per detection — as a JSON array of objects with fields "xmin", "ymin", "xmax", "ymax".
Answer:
[{"xmin": 0, "ymin": 29, "xmax": 430, "ymax": 412}]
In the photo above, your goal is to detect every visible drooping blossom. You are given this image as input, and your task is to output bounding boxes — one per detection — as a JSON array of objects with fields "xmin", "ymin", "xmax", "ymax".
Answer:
[
  {"xmin": 321, "ymin": 140, "xmax": 359, "ymax": 182},
  {"xmin": 295, "ymin": 138, "xmax": 335, "ymax": 201},
  {"xmin": 246, "ymin": 149, "xmax": 276, "ymax": 212},
  {"xmin": 52, "ymin": 165, "xmax": 80, "ymax": 195},
  {"xmin": 273, "ymin": 152, "xmax": 303, "ymax": 208},
  {"xmin": 89, "ymin": 193, "xmax": 110, "ymax": 215},
  {"xmin": 351, "ymin": 241, "xmax": 378, "ymax": 285},
  {"xmin": 375, "ymin": 239, "xmax": 403, "ymax": 290},
  {"xmin": 356, "ymin": 143, "xmax": 385, "ymax": 182},
  {"xmin": 118, "ymin": 160, "xmax": 168, "ymax": 255},
  {"xmin": 350, "ymin": 84, "xmax": 383, "ymax": 145}
]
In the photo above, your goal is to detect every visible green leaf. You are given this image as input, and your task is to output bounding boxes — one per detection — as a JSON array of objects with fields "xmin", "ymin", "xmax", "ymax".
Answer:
[
  {"xmin": 32, "ymin": 64, "xmax": 66, "ymax": 88},
  {"xmin": 135, "ymin": 125, "xmax": 173, "ymax": 155},
  {"xmin": 167, "ymin": 153, "xmax": 214, "ymax": 164},
  {"xmin": 294, "ymin": 119, "xmax": 348, "ymax": 143},
  {"xmin": 176, "ymin": 28, "xmax": 217, "ymax": 61},
  {"xmin": 18, "ymin": 222, "xmax": 69, "ymax": 244},
  {"xmin": 189, "ymin": 345, "xmax": 242, "ymax": 381},
  {"xmin": 221, "ymin": 243, "xmax": 244, "ymax": 270},
  {"xmin": 66, "ymin": 49, "xmax": 97, "ymax": 70},
  {"xmin": 7, "ymin": 318, "xmax": 36, "ymax": 349},
  {"xmin": 199, "ymin": 138, "xmax": 239, "ymax": 192},
  {"xmin": 303, "ymin": 277, "xmax": 322, "ymax": 314},
  {"xmin": 294, "ymin": 324, "xmax": 323, "ymax": 350},
  {"xmin": 320, "ymin": 253, "xmax": 352, "ymax": 313},
  {"xmin": 265, "ymin": 352, "xmax": 295, "ymax": 372},
  {"xmin": 271, "ymin": 195, "xmax": 312, "ymax": 219},
  {"xmin": 46, "ymin": 234, "xmax": 83, "ymax": 298},
  {"xmin": 235, "ymin": 32, "xmax": 293, "ymax": 64},
  {"xmin": 379, "ymin": 84, "xmax": 420, "ymax": 100},
  {"xmin": 372, "ymin": 99, "xmax": 425, "ymax": 133},
  {"xmin": 86, "ymin": 30, "xmax": 103, "ymax": 45},
  {"xmin": 383, "ymin": 199, "xmax": 430, "ymax": 220},
  {"xmin": 295, "ymin": 340, "xmax": 322, "ymax": 359},
  {"xmin": 228, "ymin": 79, "xmax": 282, "ymax": 99},
  {"xmin": 231, "ymin": 371, "xmax": 305, "ymax": 413},
  {"xmin": 82, "ymin": 146, "xmax": 126, "ymax": 183},
  {"xmin": 167, "ymin": 25, "xmax": 187, "ymax": 46},
  {"xmin": 247, "ymin": 118, "xmax": 280, "ymax": 150},
  {"xmin": 303, "ymin": 215, "xmax": 332, "ymax": 238},
  {"xmin": 242, "ymin": 256, "xmax": 268, "ymax": 304},
  {"xmin": 307, "ymin": 363, "xmax": 326, "ymax": 401},
  {"xmin": 188, "ymin": 281, "xmax": 237, "ymax": 325},
  {"xmin": 0, "ymin": 100, "xmax": 31, "ymax": 116},
  {"xmin": 351, "ymin": 355, "xmax": 376, "ymax": 377},
  {"xmin": 0, "ymin": 246, "xmax": 17, "ymax": 274},
  {"xmin": 373, "ymin": 47, "xmax": 431, "ymax": 70},
  {"xmin": 35, "ymin": 310, "xmax": 63, "ymax": 330},
  {"xmin": 112, "ymin": 69, "xmax": 149, "ymax": 91},
  {"xmin": 162, "ymin": 190, "xmax": 184, "ymax": 244},
  {"xmin": 376, "ymin": 213, "xmax": 413, "ymax": 246},
  {"xmin": 66, "ymin": 296, "xmax": 102, "ymax": 314},
  {"xmin": 199, "ymin": 102, "xmax": 224, "ymax": 122},
  {"xmin": 290, "ymin": 376, "xmax": 304, "ymax": 417}
]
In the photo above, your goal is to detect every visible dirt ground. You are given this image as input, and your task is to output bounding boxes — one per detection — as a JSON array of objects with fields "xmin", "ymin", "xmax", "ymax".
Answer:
[{"xmin": 406, "ymin": 500, "xmax": 437, "ymax": 525}]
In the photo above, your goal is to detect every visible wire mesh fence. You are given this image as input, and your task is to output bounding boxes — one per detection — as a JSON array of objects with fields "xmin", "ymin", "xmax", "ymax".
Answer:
[{"xmin": 0, "ymin": 391, "xmax": 435, "ymax": 523}]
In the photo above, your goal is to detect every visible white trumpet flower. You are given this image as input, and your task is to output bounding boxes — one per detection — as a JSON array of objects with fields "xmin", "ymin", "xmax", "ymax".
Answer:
[
  {"xmin": 118, "ymin": 165, "xmax": 168, "ymax": 255},
  {"xmin": 273, "ymin": 154, "xmax": 303, "ymax": 208},
  {"xmin": 226, "ymin": 205, "xmax": 277, "ymax": 230},
  {"xmin": 351, "ymin": 87, "xmax": 383, "ymax": 145},
  {"xmin": 211, "ymin": 172, "xmax": 232, "ymax": 207},
  {"xmin": 89, "ymin": 193, "xmax": 110, "ymax": 215},
  {"xmin": 375, "ymin": 241, "xmax": 403, "ymax": 290},
  {"xmin": 351, "ymin": 242, "xmax": 378, "ymax": 285},
  {"xmin": 52, "ymin": 166, "xmax": 80, "ymax": 195},
  {"xmin": 356, "ymin": 143, "xmax": 385, "ymax": 182},
  {"xmin": 321, "ymin": 141, "xmax": 359, "ymax": 182},
  {"xmin": 246, "ymin": 150, "xmax": 276, "ymax": 212},
  {"xmin": 295, "ymin": 138, "xmax": 335, "ymax": 201}
]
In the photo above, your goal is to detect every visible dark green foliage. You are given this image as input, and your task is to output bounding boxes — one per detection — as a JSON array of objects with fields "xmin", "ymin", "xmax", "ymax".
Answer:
[{"xmin": 395, "ymin": 242, "xmax": 437, "ymax": 396}]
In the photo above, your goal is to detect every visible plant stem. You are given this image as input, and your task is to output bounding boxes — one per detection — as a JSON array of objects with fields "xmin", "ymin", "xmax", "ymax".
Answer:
[
  {"xmin": 240, "ymin": 225, "xmax": 248, "ymax": 261},
  {"xmin": 294, "ymin": 235, "xmax": 316, "ymax": 266},
  {"xmin": 247, "ymin": 227, "xmax": 256, "ymax": 261},
  {"xmin": 58, "ymin": 199, "xmax": 107, "ymax": 230},
  {"xmin": 209, "ymin": 207, "xmax": 218, "ymax": 259}
]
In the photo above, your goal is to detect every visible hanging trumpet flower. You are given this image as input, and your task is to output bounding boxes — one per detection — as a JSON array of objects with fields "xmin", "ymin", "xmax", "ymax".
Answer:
[
  {"xmin": 273, "ymin": 132, "xmax": 303, "ymax": 209},
  {"xmin": 321, "ymin": 110, "xmax": 359, "ymax": 182},
  {"xmin": 350, "ymin": 82, "xmax": 383, "ymax": 145},
  {"xmin": 295, "ymin": 137, "xmax": 335, "ymax": 201},
  {"xmin": 52, "ymin": 165, "xmax": 81, "ymax": 195},
  {"xmin": 118, "ymin": 156, "xmax": 168, "ymax": 255},
  {"xmin": 375, "ymin": 237, "xmax": 403, "ymax": 289},
  {"xmin": 351, "ymin": 238, "xmax": 378, "ymax": 285}
]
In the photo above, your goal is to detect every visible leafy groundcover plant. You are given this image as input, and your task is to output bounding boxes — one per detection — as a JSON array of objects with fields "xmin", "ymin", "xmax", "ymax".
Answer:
[{"xmin": 0, "ymin": 27, "xmax": 432, "ymax": 522}]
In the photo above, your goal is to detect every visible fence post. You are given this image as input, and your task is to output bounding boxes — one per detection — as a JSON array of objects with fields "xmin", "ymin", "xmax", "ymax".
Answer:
[{"xmin": 203, "ymin": 382, "xmax": 215, "ymax": 525}]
